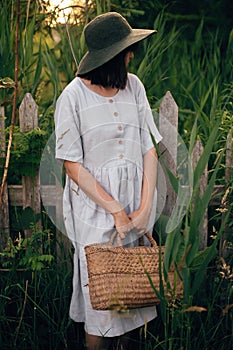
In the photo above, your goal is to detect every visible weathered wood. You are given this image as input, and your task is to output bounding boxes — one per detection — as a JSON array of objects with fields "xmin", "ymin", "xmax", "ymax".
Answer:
[
  {"xmin": 8, "ymin": 183, "xmax": 226, "ymax": 207},
  {"xmin": 157, "ymin": 91, "xmax": 178, "ymax": 218},
  {"xmin": 21, "ymin": 173, "xmax": 41, "ymax": 213},
  {"xmin": 33, "ymin": 185, "xmax": 62, "ymax": 206},
  {"xmin": 19, "ymin": 94, "xmax": 41, "ymax": 237},
  {"xmin": 7, "ymin": 185, "xmax": 22, "ymax": 205},
  {"xmin": 55, "ymin": 176, "xmax": 71, "ymax": 266},
  {"xmin": 0, "ymin": 106, "xmax": 10, "ymax": 250},
  {"xmin": 19, "ymin": 93, "xmax": 38, "ymax": 132},
  {"xmin": 192, "ymin": 140, "xmax": 208, "ymax": 249}
]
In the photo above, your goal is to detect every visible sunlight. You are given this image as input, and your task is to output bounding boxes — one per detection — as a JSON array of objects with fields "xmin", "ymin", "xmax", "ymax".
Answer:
[{"xmin": 48, "ymin": 0, "xmax": 86, "ymax": 24}]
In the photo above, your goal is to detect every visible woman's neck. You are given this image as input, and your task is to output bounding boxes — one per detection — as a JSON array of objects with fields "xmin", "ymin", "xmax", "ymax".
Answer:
[{"xmin": 80, "ymin": 78, "xmax": 119, "ymax": 97}]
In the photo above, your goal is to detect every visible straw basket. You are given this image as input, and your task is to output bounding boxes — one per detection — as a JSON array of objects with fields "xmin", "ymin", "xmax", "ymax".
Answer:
[{"xmin": 84, "ymin": 232, "xmax": 183, "ymax": 310}]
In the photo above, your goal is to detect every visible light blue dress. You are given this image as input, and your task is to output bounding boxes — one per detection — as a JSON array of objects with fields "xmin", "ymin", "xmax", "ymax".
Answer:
[{"xmin": 54, "ymin": 73, "xmax": 162, "ymax": 337}]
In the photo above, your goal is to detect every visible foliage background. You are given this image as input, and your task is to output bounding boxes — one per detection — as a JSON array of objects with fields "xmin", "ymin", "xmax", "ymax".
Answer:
[{"xmin": 0, "ymin": 0, "xmax": 232, "ymax": 349}]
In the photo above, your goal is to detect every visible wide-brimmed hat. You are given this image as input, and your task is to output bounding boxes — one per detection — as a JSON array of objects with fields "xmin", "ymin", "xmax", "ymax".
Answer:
[{"xmin": 77, "ymin": 12, "xmax": 157, "ymax": 75}]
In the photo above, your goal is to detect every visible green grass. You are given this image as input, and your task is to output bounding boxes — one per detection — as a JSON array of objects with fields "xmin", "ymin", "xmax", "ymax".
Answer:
[
  {"xmin": 0, "ymin": 263, "xmax": 86, "ymax": 349},
  {"xmin": 0, "ymin": 1, "xmax": 232, "ymax": 349},
  {"xmin": 0, "ymin": 258, "xmax": 232, "ymax": 349}
]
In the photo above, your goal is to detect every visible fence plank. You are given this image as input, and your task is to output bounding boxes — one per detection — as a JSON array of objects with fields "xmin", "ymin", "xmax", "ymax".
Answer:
[
  {"xmin": 192, "ymin": 140, "xmax": 208, "ymax": 249},
  {"xmin": 157, "ymin": 91, "xmax": 178, "ymax": 217},
  {"xmin": 55, "ymin": 177, "xmax": 72, "ymax": 266},
  {"xmin": 19, "ymin": 93, "xmax": 38, "ymax": 131},
  {"xmin": 0, "ymin": 106, "xmax": 10, "ymax": 250},
  {"xmin": 19, "ymin": 94, "xmax": 40, "ymax": 237}
]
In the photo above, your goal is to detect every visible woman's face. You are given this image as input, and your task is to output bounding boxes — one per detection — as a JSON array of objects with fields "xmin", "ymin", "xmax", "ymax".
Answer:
[{"xmin": 125, "ymin": 51, "xmax": 134, "ymax": 67}]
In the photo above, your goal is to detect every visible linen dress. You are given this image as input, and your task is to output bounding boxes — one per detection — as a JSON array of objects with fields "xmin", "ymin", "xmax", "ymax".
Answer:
[{"xmin": 54, "ymin": 73, "xmax": 162, "ymax": 337}]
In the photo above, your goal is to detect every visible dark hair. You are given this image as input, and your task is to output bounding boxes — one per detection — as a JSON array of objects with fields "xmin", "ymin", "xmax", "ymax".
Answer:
[{"xmin": 77, "ymin": 43, "xmax": 138, "ymax": 89}]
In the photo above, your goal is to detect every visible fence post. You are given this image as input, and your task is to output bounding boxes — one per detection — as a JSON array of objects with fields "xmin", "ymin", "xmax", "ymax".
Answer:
[
  {"xmin": 157, "ymin": 91, "xmax": 178, "ymax": 217},
  {"xmin": 192, "ymin": 140, "xmax": 208, "ymax": 249},
  {"xmin": 55, "ymin": 176, "xmax": 72, "ymax": 266},
  {"xmin": 0, "ymin": 106, "xmax": 10, "ymax": 250},
  {"xmin": 19, "ymin": 93, "xmax": 41, "ymax": 237}
]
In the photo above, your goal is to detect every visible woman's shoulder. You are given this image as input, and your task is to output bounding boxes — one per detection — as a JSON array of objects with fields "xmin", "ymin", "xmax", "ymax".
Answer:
[
  {"xmin": 56, "ymin": 77, "xmax": 84, "ymax": 106},
  {"xmin": 127, "ymin": 73, "xmax": 147, "ymax": 100},
  {"xmin": 62, "ymin": 77, "xmax": 81, "ymax": 96},
  {"xmin": 127, "ymin": 73, "xmax": 144, "ymax": 88}
]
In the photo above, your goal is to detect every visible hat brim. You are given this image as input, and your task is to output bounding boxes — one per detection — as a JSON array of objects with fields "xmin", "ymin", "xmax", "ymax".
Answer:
[{"xmin": 77, "ymin": 28, "xmax": 156, "ymax": 75}]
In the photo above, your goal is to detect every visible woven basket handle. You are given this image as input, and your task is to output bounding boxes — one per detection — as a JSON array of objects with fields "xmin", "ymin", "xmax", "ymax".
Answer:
[
  {"xmin": 143, "ymin": 232, "xmax": 158, "ymax": 248},
  {"xmin": 109, "ymin": 231, "xmax": 158, "ymax": 248},
  {"xmin": 109, "ymin": 231, "xmax": 123, "ymax": 246}
]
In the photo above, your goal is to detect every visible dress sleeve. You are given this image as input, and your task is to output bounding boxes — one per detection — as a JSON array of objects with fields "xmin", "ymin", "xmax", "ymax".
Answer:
[
  {"xmin": 135, "ymin": 76, "xmax": 162, "ymax": 155},
  {"xmin": 54, "ymin": 90, "xmax": 83, "ymax": 163}
]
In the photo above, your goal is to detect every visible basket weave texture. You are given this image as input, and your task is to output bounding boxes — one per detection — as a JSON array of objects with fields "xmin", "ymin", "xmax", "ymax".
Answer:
[{"xmin": 84, "ymin": 232, "xmax": 183, "ymax": 310}]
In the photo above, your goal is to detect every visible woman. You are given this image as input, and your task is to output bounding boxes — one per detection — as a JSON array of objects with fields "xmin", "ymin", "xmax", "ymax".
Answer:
[{"xmin": 54, "ymin": 12, "xmax": 162, "ymax": 350}]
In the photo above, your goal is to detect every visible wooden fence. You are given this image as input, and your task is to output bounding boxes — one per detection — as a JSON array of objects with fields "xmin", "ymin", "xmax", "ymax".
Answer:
[{"xmin": 0, "ymin": 92, "xmax": 232, "ymax": 256}]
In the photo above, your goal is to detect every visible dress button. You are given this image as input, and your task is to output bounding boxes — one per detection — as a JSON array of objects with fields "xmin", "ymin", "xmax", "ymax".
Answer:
[
  {"xmin": 119, "ymin": 154, "xmax": 124, "ymax": 159},
  {"xmin": 114, "ymin": 112, "xmax": 119, "ymax": 117},
  {"xmin": 118, "ymin": 140, "xmax": 123, "ymax": 145},
  {"xmin": 118, "ymin": 125, "xmax": 123, "ymax": 131},
  {"xmin": 109, "ymin": 99, "xmax": 113, "ymax": 103}
]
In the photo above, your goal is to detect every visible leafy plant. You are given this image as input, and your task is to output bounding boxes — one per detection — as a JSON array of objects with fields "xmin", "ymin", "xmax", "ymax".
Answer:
[
  {"xmin": 7, "ymin": 126, "xmax": 47, "ymax": 178},
  {"xmin": 0, "ymin": 226, "xmax": 54, "ymax": 271}
]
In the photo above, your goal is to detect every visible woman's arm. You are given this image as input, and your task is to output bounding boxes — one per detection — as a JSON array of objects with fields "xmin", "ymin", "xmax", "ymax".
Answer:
[
  {"xmin": 128, "ymin": 147, "xmax": 158, "ymax": 234},
  {"xmin": 64, "ymin": 160, "xmax": 132, "ymax": 239}
]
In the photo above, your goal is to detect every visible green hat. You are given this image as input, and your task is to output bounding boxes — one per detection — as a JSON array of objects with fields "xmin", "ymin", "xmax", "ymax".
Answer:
[{"xmin": 77, "ymin": 12, "xmax": 157, "ymax": 75}]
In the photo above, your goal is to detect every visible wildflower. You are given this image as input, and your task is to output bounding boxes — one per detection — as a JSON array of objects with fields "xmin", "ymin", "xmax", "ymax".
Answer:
[{"xmin": 219, "ymin": 258, "xmax": 233, "ymax": 280}]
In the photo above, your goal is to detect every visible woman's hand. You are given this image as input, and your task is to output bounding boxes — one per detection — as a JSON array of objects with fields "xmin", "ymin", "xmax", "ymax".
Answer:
[
  {"xmin": 128, "ymin": 207, "xmax": 151, "ymax": 235},
  {"xmin": 112, "ymin": 209, "xmax": 133, "ymax": 240}
]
